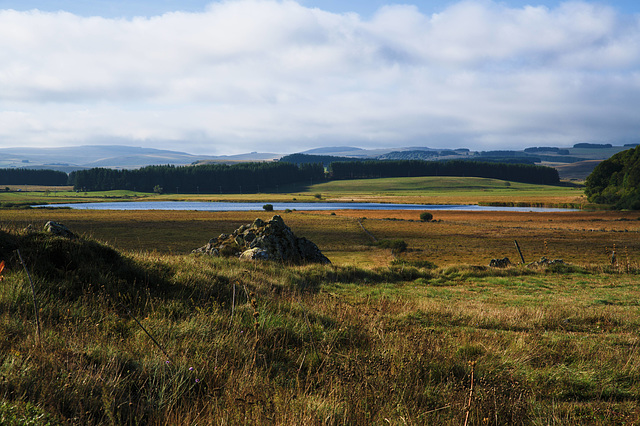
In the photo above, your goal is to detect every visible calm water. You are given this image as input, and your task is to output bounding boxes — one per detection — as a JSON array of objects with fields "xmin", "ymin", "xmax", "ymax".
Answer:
[{"xmin": 35, "ymin": 201, "xmax": 577, "ymax": 212}]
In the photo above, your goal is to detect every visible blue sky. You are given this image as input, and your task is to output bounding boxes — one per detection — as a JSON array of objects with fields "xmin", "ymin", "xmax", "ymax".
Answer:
[
  {"xmin": 1, "ymin": 0, "xmax": 639, "ymax": 17},
  {"xmin": 0, "ymin": 0, "xmax": 639, "ymax": 154}
]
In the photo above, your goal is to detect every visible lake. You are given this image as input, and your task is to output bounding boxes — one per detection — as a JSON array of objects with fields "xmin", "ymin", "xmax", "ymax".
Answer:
[{"xmin": 35, "ymin": 201, "xmax": 578, "ymax": 212}]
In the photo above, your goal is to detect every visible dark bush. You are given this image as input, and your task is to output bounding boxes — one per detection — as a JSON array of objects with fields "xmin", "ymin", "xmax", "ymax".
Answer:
[
  {"xmin": 420, "ymin": 212, "xmax": 433, "ymax": 222},
  {"xmin": 263, "ymin": 204, "xmax": 274, "ymax": 212}
]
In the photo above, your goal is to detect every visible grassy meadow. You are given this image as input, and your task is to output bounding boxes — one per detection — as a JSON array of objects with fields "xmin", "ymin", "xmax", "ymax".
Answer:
[
  {"xmin": 1, "ymin": 178, "xmax": 640, "ymax": 424},
  {"xmin": 308, "ymin": 177, "xmax": 587, "ymax": 207},
  {"xmin": 1, "ymin": 176, "xmax": 588, "ymax": 208}
]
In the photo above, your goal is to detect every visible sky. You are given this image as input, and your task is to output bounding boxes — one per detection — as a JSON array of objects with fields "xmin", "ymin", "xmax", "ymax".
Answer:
[{"xmin": 1, "ymin": 0, "xmax": 639, "ymax": 155}]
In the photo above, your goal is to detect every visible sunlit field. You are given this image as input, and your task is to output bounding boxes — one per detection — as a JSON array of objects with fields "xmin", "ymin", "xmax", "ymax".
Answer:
[
  {"xmin": 1, "ymin": 208, "xmax": 637, "ymax": 267},
  {"xmin": 309, "ymin": 176, "xmax": 587, "ymax": 207}
]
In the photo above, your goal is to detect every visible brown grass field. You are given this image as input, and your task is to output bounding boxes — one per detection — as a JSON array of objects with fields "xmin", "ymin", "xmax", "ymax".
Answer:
[{"xmin": 1, "ymin": 208, "xmax": 638, "ymax": 268}]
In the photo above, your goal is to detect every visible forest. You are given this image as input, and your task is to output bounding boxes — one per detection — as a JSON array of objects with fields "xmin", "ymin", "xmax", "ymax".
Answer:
[
  {"xmin": 278, "ymin": 153, "xmax": 367, "ymax": 167},
  {"xmin": 3, "ymin": 158, "xmax": 561, "ymax": 193},
  {"xmin": 328, "ymin": 159, "xmax": 560, "ymax": 185},
  {"xmin": 585, "ymin": 145, "xmax": 640, "ymax": 209},
  {"xmin": 69, "ymin": 162, "xmax": 324, "ymax": 193},
  {"xmin": 0, "ymin": 168, "xmax": 68, "ymax": 186}
]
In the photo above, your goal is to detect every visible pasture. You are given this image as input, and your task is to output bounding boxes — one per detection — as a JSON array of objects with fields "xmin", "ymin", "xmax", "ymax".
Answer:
[{"xmin": 1, "ymin": 176, "xmax": 587, "ymax": 208}]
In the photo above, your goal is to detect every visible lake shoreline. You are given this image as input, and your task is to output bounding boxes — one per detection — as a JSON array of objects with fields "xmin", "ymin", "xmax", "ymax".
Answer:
[{"xmin": 34, "ymin": 200, "xmax": 579, "ymax": 212}]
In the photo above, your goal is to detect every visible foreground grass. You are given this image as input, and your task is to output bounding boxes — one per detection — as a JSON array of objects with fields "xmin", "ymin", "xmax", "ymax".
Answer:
[{"xmin": 1, "ymin": 227, "xmax": 640, "ymax": 424}]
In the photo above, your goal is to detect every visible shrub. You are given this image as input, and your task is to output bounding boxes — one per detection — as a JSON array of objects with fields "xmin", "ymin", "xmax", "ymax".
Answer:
[
  {"xmin": 420, "ymin": 212, "xmax": 433, "ymax": 222},
  {"xmin": 375, "ymin": 239, "xmax": 408, "ymax": 253},
  {"xmin": 263, "ymin": 204, "xmax": 274, "ymax": 212}
]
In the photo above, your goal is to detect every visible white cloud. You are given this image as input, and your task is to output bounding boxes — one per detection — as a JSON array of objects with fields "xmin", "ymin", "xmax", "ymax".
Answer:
[{"xmin": 0, "ymin": 0, "xmax": 639, "ymax": 154}]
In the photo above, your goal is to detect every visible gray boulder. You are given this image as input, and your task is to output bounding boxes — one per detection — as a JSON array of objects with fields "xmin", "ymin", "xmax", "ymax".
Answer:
[
  {"xmin": 239, "ymin": 248, "xmax": 270, "ymax": 261},
  {"xmin": 44, "ymin": 221, "xmax": 77, "ymax": 239}
]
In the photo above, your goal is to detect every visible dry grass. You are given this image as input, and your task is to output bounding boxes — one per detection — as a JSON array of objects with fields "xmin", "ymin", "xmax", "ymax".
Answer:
[
  {"xmin": 1, "ymin": 209, "xmax": 638, "ymax": 268},
  {"xmin": 1, "ymin": 223, "xmax": 640, "ymax": 424}
]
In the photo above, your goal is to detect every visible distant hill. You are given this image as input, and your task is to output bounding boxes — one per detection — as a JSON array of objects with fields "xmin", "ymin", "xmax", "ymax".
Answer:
[
  {"xmin": 299, "ymin": 146, "xmax": 415, "ymax": 158},
  {"xmin": 301, "ymin": 146, "xmax": 364, "ymax": 154},
  {"xmin": 193, "ymin": 152, "xmax": 281, "ymax": 165},
  {"xmin": 554, "ymin": 160, "xmax": 603, "ymax": 180},
  {"xmin": 566, "ymin": 145, "xmax": 631, "ymax": 160},
  {"xmin": 0, "ymin": 145, "xmax": 280, "ymax": 172}
]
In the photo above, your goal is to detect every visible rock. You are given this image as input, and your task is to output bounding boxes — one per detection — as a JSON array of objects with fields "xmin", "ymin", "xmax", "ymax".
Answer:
[
  {"xmin": 489, "ymin": 257, "xmax": 511, "ymax": 268},
  {"xmin": 44, "ymin": 221, "xmax": 77, "ymax": 239},
  {"xmin": 239, "ymin": 248, "xmax": 270, "ymax": 261},
  {"xmin": 527, "ymin": 257, "xmax": 564, "ymax": 267},
  {"xmin": 193, "ymin": 215, "xmax": 330, "ymax": 265}
]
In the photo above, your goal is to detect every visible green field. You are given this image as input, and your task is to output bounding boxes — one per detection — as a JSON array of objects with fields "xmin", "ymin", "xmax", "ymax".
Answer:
[
  {"xmin": 310, "ymin": 176, "xmax": 586, "ymax": 206},
  {"xmin": 1, "ymin": 176, "xmax": 588, "ymax": 208}
]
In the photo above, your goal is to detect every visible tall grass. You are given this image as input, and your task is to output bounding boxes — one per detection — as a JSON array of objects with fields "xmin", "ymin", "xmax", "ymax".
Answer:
[{"xmin": 1, "ymin": 227, "xmax": 640, "ymax": 424}]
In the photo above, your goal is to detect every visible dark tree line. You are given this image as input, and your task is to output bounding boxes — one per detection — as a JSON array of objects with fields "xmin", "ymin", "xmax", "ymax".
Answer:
[
  {"xmin": 5, "ymin": 157, "xmax": 561, "ymax": 193},
  {"xmin": 329, "ymin": 160, "xmax": 560, "ymax": 184},
  {"xmin": 279, "ymin": 153, "xmax": 367, "ymax": 167},
  {"xmin": 69, "ymin": 162, "xmax": 325, "ymax": 193},
  {"xmin": 573, "ymin": 143, "xmax": 613, "ymax": 149},
  {"xmin": 524, "ymin": 147, "xmax": 570, "ymax": 155},
  {"xmin": 0, "ymin": 168, "xmax": 69, "ymax": 186},
  {"xmin": 585, "ymin": 145, "xmax": 640, "ymax": 209}
]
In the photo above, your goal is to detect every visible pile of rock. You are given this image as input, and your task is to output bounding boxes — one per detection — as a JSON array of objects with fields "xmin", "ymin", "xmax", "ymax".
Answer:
[
  {"xmin": 527, "ymin": 257, "xmax": 565, "ymax": 267},
  {"xmin": 489, "ymin": 257, "xmax": 511, "ymax": 268},
  {"xmin": 193, "ymin": 215, "xmax": 330, "ymax": 265}
]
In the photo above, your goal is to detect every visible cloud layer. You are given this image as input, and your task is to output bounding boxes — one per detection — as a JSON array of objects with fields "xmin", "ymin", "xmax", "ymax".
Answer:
[{"xmin": 1, "ymin": 0, "xmax": 639, "ymax": 153}]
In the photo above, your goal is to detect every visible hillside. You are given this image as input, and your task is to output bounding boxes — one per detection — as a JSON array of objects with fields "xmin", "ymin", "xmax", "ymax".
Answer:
[{"xmin": 553, "ymin": 160, "xmax": 603, "ymax": 180}]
